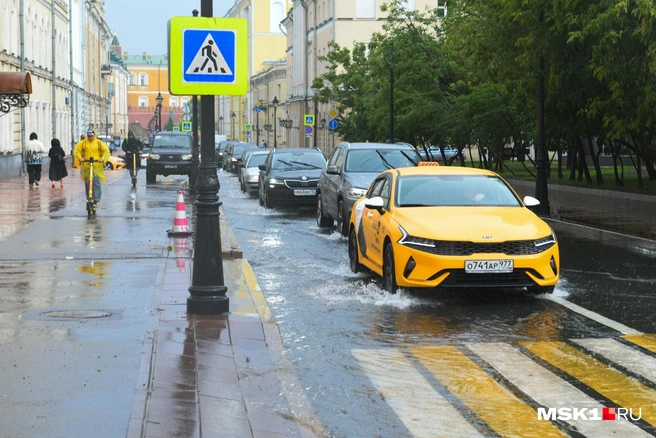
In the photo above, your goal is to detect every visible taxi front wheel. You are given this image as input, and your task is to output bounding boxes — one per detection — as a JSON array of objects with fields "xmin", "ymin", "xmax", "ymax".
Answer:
[{"xmin": 383, "ymin": 244, "xmax": 398, "ymax": 294}]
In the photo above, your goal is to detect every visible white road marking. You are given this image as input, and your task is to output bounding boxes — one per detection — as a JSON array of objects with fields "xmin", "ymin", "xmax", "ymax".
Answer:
[
  {"xmin": 352, "ymin": 349, "xmax": 482, "ymax": 437},
  {"xmin": 468, "ymin": 342, "xmax": 651, "ymax": 437},
  {"xmin": 545, "ymin": 296, "xmax": 642, "ymax": 335},
  {"xmin": 574, "ymin": 338, "xmax": 656, "ymax": 385}
]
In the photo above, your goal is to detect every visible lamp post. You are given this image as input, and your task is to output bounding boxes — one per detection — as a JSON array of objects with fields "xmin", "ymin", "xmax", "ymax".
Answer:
[
  {"xmin": 219, "ymin": 115, "xmax": 223, "ymax": 135},
  {"xmin": 272, "ymin": 96, "xmax": 279, "ymax": 149},
  {"xmin": 231, "ymin": 111, "xmax": 236, "ymax": 140},
  {"xmin": 155, "ymin": 92, "xmax": 163, "ymax": 132}
]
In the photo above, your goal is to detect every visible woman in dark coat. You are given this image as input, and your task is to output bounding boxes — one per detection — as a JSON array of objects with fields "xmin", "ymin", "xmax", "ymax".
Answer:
[{"xmin": 48, "ymin": 138, "xmax": 68, "ymax": 188}]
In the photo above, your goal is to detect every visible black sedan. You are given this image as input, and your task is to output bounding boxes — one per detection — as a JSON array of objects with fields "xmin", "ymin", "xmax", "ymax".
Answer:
[{"xmin": 258, "ymin": 148, "xmax": 327, "ymax": 209}]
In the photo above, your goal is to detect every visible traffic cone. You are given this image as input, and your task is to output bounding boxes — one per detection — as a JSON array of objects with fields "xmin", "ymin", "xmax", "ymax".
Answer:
[
  {"xmin": 172, "ymin": 237, "xmax": 189, "ymax": 271},
  {"xmin": 167, "ymin": 190, "xmax": 193, "ymax": 236}
]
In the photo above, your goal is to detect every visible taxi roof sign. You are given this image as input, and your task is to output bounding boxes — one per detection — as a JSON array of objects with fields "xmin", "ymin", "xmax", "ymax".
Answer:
[{"xmin": 168, "ymin": 17, "xmax": 248, "ymax": 96}]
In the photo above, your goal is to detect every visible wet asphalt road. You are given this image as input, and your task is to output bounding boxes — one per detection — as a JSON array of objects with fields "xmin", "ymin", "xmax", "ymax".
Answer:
[{"xmin": 217, "ymin": 169, "xmax": 656, "ymax": 437}]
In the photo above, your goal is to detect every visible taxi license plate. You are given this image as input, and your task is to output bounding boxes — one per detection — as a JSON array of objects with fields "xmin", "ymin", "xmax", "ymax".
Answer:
[
  {"xmin": 465, "ymin": 260, "xmax": 513, "ymax": 273},
  {"xmin": 294, "ymin": 189, "xmax": 316, "ymax": 196}
]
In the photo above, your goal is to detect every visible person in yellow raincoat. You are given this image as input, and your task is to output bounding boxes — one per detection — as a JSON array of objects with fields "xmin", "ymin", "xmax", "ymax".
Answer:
[{"xmin": 74, "ymin": 129, "xmax": 111, "ymax": 206}]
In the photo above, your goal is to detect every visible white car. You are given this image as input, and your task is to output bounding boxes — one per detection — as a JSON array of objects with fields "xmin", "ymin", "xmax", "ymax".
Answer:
[{"xmin": 240, "ymin": 150, "xmax": 270, "ymax": 194}]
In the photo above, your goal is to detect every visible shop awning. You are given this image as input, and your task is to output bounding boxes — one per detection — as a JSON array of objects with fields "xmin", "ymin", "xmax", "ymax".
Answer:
[{"xmin": 0, "ymin": 71, "xmax": 32, "ymax": 113}]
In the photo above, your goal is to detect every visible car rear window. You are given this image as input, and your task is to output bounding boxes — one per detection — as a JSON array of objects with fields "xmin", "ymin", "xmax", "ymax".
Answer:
[
  {"xmin": 153, "ymin": 135, "xmax": 192, "ymax": 149},
  {"xmin": 345, "ymin": 149, "xmax": 420, "ymax": 172}
]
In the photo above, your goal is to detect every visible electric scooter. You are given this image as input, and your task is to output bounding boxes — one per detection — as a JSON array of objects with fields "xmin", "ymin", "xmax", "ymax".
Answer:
[
  {"xmin": 131, "ymin": 152, "xmax": 137, "ymax": 187},
  {"xmin": 86, "ymin": 157, "xmax": 97, "ymax": 217}
]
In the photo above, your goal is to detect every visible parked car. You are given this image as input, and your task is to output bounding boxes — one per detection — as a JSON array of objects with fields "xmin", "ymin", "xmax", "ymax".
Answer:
[
  {"xmin": 317, "ymin": 142, "xmax": 421, "ymax": 236},
  {"xmin": 348, "ymin": 163, "xmax": 560, "ymax": 294},
  {"xmin": 216, "ymin": 140, "xmax": 239, "ymax": 168},
  {"xmin": 145, "ymin": 131, "xmax": 193, "ymax": 183},
  {"xmin": 239, "ymin": 150, "xmax": 271, "ymax": 194},
  {"xmin": 222, "ymin": 142, "xmax": 257, "ymax": 173},
  {"xmin": 103, "ymin": 155, "xmax": 125, "ymax": 171},
  {"xmin": 418, "ymin": 145, "xmax": 464, "ymax": 163},
  {"xmin": 258, "ymin": 148, "xmax": 327, "ymax": 209}
]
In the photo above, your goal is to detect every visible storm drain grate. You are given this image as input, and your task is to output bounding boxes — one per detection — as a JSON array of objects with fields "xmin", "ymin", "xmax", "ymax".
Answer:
[{"xmin": 42, "ymin": 310, "xmax": 112, "ymax": 319}]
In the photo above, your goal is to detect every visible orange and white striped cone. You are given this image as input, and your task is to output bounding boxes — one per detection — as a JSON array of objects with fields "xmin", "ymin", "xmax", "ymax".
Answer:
[{"xmin": 167, "ymin": 190, "xmax": 193, "ymax": 236}]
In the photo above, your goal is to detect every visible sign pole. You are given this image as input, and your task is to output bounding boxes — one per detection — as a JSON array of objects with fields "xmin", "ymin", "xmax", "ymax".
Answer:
[{"xmin": 187, "ymin": 0, "xmax": 229, "ymax": 315}]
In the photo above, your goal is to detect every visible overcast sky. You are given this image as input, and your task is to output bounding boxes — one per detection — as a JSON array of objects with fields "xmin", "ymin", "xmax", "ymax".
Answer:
[{"xmin": 104, "ymin": 0, "xmax": 235, "ymax": 56}]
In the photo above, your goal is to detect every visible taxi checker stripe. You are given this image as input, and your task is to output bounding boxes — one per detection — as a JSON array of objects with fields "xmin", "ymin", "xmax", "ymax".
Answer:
[
  {"xmin": 351, "ymin": 349, "xmax": 482, "ymax": 437},
  {"xmin": 469, "ymin": 342, "xmax": 650, "ymax": 437},
  {"xmin": 523, "ymin": 341, "xmax": 656, "ymax": 427},
  {"xmin": 409, "ymin": 346, "xmax": 565, "ymax": 438}
]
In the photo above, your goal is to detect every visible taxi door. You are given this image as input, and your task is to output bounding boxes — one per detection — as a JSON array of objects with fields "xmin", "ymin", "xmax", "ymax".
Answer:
[{"xmin": 360, "ymin": 176, "xmax": 391, "ymax": 271}]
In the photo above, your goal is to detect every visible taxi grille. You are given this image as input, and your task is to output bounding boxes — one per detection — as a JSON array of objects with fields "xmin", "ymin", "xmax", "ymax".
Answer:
[
  {"xmin": 406, "ymin": 238, "xmax": 555, "ymax": 256},
  {"xmin": 438, "ymin": 269, "xmax": 537, "ymax": 288},
  {"xmin": 285, "ymin": 179, "xmax": 319, "ymax": 188}
]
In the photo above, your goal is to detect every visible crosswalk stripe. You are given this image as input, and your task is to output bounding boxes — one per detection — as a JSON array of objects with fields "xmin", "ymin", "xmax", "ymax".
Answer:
[
  {"xmin": 469, "ymin": 342, "xmax": 651, "ymax": 437},
  {"xmin": 623, "ymin": 334, "xmax": 656, "ymax": 354},
  {"xmin": 352, "ymin": 349, "xmax": 482, "ymax": 437},
  {"xmin": 574, "ymin": 338, "xmax": 656, "ymax": 385},
  {"xmin": 546, "ymin": 296, "xmax": 642, "ymax": 335},
  {"xmin": 523, "ymin": 341, "xmax": 656, "ymax": 427},
  {"xmin": 410, "ymin": 346, "xmax": 565, "ymax": 437}
]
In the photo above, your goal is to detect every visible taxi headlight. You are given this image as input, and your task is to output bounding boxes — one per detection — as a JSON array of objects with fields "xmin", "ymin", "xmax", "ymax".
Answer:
[{"xmin": 398, "ymin": 225, "xmax": 435, "ymax": 248}]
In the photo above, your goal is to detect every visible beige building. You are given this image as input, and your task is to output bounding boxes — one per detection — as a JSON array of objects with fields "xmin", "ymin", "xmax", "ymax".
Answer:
[
  {"xmin": 283, "ymin": 0, "xmax": 445, "ymax": 155},
  {"xmin": 220, "ymin": 0, "xmax": 290, "ymax": 145},
  {"xmin": 0, "ymin": 0, "xmax": 112, "ymax": 179}
]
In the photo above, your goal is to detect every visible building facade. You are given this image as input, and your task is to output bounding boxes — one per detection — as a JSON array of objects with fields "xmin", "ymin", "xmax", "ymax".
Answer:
[
  {"xmin": 220, "ymin": 0, "xmax": 290, "ymax": 145},
  {"xmin": 0, "ymin": 0, "xmax": 112, "ymax": 180}
]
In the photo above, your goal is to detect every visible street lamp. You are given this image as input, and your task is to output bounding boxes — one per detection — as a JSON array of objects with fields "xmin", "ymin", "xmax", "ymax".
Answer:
[
  {"xmin": 272, "ymin": 96, "xmax": 279, "ymax": 149},
  {"xmin": 219, "ymin": 115, "xmax": 223, "ymax": 135},
  {"xmin": 155, "ymin": 92, "xmax": 163, "ymax": 132},
  {"xmin": 320, "ymin": 118, "xmax": 326, "ymax": 129},
  {"xmin": 231, "ymin": 111, "xmax": 236, "ymax": 140}
]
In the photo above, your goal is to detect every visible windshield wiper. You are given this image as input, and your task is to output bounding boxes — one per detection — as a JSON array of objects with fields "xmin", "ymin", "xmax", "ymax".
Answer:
[
  {"xmin": 399, "ymin": 150, "xmax": 418, "ymax": 165},
  {"xmin": 376, "ymin": 150, "xmax": 394, "ymax": 169},
  {"xmin": 276, "ymin": 159, "xmax": 294, "ymax": 167},
  {"xmin": 289, "ymin": 160, "xmax": 322, "ymax": 169}
]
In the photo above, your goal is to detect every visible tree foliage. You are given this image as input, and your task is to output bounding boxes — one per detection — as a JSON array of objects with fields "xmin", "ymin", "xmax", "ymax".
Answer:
[{"xmin": 312, "ymin": 0, "xmax": 656, "ymax": 184}]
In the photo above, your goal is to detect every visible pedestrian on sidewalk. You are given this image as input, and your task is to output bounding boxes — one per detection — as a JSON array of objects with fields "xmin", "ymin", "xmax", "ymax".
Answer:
[
  {"xmin": 48, "ymin": 138, "xmax": 68, "ymax": 188},
  {"xmin": 24, "ymin": 132, "xmax": 45, "ymax": 187}
]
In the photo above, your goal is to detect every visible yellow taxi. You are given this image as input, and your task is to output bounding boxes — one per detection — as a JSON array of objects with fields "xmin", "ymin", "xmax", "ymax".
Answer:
[
  {"xmin": 104, "ymin": 155, "xmax": 125, "ymax": 171},
  {"xmin": 348, "ymin": 164, "xmax": 559, "ymax": 294}
]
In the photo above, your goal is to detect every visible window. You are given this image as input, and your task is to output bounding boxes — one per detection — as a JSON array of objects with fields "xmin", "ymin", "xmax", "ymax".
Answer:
[
  {"xmin": 356, "ymin": 0, "xmax": 375, "ymax": 18},
  {"xmin": 139, "ymin": 73, "xmax": 148, "ymax": 86},
  {"xmin": 437, "ymin": 1, "xmax": 447, "ymax": 17},
  {"xmin": 170, "ymin": 97, "xmax": 179, "ymax": 107},
  {"xmin": 400, "ymin": 0, "xmax": 415, "ymax": 12},
  {"xmin": 129, "ymin": 73, "xmax": 136, "ymax": 85},
  {"xmin": 181, "ymin": 97, "xmax": 190, "ymax": 107},
  {"xmin": 139, "ymin": 97, "xmax": 148, "ymax": 107},
  {"xmin": 270, "ymin": 1, "xmax": 285, "ymax": 32}
]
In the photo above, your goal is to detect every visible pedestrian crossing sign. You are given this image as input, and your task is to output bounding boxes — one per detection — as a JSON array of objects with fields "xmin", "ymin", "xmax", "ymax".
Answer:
[
  {"xmin": 304, "ymin": 115, "xmax": 315, "ymax": 126},
  {"xmin": 168, "ymin": 17, "xmax": 247, "ymax": 96},
  {"xmin": 182, "ymin": 122, "xmax": 192, "ymax": 132},
  {"xmin": 173, "ymin": 126, "xmax": 180, "ymax": 132}
]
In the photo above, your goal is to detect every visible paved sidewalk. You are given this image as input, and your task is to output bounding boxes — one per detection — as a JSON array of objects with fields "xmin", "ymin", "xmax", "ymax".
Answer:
[{"xmin": 126, "ymin": 208, "xmax": 320, "ymax": 438}]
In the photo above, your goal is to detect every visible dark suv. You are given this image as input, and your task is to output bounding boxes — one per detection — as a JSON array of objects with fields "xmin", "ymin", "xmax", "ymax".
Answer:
[
  {"xmin": 146, "ymin": 132, "xmax": 193, "ymax": 183},
  {"xmin": 258, "ymin": 148, "xmax": 327, "ymax": 209},
  {"xmin": 317, "ymin": 142, "xmax": 421, "ymax": 236}
]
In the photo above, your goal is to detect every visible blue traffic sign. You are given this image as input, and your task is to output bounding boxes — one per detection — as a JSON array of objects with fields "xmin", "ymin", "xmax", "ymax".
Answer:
[
  {"xmin": 305, "ymin": 126, "xmax": 313, "ymax": 134},
  {"xmin": 182, "ymin": 29, "xmax": 236, "ymax": 84},
  {"xmin": 182, "ymin": 122, "xmax": 192, "ymax": 132},
  {"xmin": 328, "ymin": 119, "xmax": 338, "ymax": 130},
  {"xmin": 255, "ymin": 107, "xmax": 261, "ymax": 113}
]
